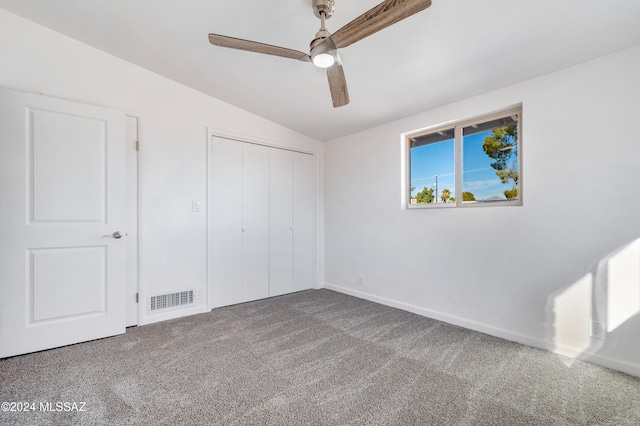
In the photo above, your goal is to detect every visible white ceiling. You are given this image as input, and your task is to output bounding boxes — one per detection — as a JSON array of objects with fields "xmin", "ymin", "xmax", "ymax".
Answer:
[{"xmin": 1, "ymin": 0, "xmax": 640, "ymax": 141}]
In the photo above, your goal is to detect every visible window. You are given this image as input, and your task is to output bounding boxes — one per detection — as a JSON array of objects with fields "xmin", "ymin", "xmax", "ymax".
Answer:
[{"xmin": 406, "ymin": 106, "xmax": 522, "ymax": 208}]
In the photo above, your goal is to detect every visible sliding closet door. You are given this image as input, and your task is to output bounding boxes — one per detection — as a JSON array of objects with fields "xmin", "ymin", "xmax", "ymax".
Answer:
[
  {"xmin": 269, "ymin": 149, "xmax": 294, "ymax": 296},
  {"xmin": 293, "ymin": 152, "xmax": 315, "ymax": 291},
  {"xmin": 242, "ymin": 143, "xmax": 270, "ymax": 301},
  {"xmin": 208, "ymin": 137, "xmax": 243, "ymax": 307},
  {"xmin": 208, "ymin": 134, "xmax": 315, "ymax": 308}
]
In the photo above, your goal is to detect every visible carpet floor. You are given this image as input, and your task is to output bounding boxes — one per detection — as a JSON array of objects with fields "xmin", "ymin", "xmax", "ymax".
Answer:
[{"xmin": 1, "ymin": 289, "xmax": 639, "ymax": 425}]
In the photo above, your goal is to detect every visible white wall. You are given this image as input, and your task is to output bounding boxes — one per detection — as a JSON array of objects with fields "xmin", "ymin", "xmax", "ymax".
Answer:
[
  {"xmin": 324, "ymin": 45, "xmax": 640, "ymax": 377},
  {"xmin": 0, "ymin": 9, "xmax": 325, "ymax": 325}
]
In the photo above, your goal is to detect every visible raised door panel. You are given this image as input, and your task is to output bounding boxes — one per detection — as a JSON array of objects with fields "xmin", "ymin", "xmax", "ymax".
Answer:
[
  {"xmin": 242, "ymin": 143, "xmax": 270, "ymax": 301},
  {"xmin": 208, "ymin": 137, "xmax": 243, "ymax": 307},
  {"xmin": 293, "ymin": 152, "xmax": 315, "ymax": 291},
  {"xmin": 269, "ymin": 149, "xmax": 294, "ymax": 297},
  {"xmin": 31, "ymin": 110, "xmax": 106, "ymax": 222},
  {"xmin": 30, "ymin": 247, "xmax": 106, "ymax": 321}
]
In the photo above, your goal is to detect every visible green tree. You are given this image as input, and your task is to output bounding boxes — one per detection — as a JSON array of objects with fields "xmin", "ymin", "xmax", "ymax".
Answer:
[
  {"xmin": 504, "ymin": 188, "xmax": 518, "ymax": 201},
  {"xmin": 416, "ymin": 187, "xmax": 434, "ymax": 203},
  {"xmin": 462, "ymin": 191, "xmax": 476, "ymax": 201},
  {"xmin": 441, "ymin": 188, "xmax": 451, "ymax": 203},
  {"xmin": 483, "ymin": 125, "xmax": 518, "ymax": 199}
]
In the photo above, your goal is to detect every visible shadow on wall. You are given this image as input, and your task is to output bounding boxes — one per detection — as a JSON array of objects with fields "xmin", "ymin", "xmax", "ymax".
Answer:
[{"xmin": 547, "ymin": 238, "xmax": 640, "ymax": 370}]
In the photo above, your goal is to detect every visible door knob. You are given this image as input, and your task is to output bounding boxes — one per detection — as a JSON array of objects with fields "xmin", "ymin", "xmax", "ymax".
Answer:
[{"xmin": 103, "ymin": 231, "xmax": 123, "ymax": 239}]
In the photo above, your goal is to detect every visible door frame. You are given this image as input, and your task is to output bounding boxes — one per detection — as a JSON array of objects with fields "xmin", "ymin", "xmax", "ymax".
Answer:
[{"xmin": 126, "ymin": 114, "xmax": 140, "ymax": 327}]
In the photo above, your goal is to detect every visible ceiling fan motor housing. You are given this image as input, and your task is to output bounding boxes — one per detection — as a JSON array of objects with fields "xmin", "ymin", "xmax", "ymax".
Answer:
[
  {"xmin": 312, "ymin": 0, "xmax": 335, "ymax": 19},
  {"xmin": 310, "ymin": 28, "xmax": 331, "ymax": 50}
]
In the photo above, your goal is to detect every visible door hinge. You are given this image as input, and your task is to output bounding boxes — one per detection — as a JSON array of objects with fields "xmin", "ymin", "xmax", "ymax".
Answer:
[
  {"xmin": 135, "ymin": 293, "xmax": 139, "ymax": 303},
  {"xmin": 135, "ymin": 140, "xmax": 139, "ymax": 151}
]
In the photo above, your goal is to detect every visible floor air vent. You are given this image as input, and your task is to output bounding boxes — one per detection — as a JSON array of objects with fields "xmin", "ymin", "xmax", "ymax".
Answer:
[{"xmin": 149, "ymin": 290, "xmax": 194, "ymax": 312}]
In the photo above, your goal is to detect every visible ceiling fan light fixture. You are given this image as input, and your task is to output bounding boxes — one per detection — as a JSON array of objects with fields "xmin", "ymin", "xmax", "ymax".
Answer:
[
  {"xmin": 312, "ymin": 52, "xmax": 336, "ymax": 68},
  {"xmin": 310, "ymin": 36, "xmax": 337, "ymax": 68}
]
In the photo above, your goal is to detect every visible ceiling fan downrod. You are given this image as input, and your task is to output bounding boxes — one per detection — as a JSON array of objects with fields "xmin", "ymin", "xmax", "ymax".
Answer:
[{"xmin": 310, "ymin": 0, "xmax": 337, "ymax": 68}]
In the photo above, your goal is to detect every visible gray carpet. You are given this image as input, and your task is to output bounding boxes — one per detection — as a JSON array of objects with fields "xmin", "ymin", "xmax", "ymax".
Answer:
[{"xmin": 1, "ymin": 289, "xmax": 639, "ymax": 425}]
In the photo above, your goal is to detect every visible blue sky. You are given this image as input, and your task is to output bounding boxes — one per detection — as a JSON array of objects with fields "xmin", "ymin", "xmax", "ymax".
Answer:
[{"xmin": 410, "ymin": 130, "xmax": 516, "ymax": 201}]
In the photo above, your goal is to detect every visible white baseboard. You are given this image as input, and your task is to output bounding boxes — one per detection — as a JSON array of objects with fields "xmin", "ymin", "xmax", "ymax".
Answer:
[
  {"xmin": 139, "ymin": 304, "xmax": 210, "ymax": 326},
  {"xmin": 323, "ymin": 282, "xmax": 640, "ymax": 378}
]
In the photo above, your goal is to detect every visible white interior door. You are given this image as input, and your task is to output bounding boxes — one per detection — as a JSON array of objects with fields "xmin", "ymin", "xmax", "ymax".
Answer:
[
  {"xmin": 293, "ymin": 152, "xmax": 315, "ymax": 291},
  {"xmin": 208, "ymin": 134, "xmax": 315, "ymax": 307},
  {"xmin": 208, "ymin": 137, "xmax": 243, "ymax": 307},
  {"xmin": 242, "ymin": 143, "xmax": 270, "ymax": 301},
  {"xmin": 269, "ymin": 149, "xmax": 294, "ymax": 297},
  {"xmin": 0, "ymin": 88, "xmax": 128, "ymax": 358}
]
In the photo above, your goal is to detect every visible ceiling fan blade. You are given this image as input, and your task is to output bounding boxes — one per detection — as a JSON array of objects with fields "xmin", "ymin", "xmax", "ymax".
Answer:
[
  {"xmin": 327, "ymin": 62, "xmax": 349, "ymax": 108},
  {"xmin": 208, "ymin": 34, "xmax": 310, "ymax": 62},
  {"xmin": 330, "ymin": 0, "xmax": 432, "ymax": 49}
]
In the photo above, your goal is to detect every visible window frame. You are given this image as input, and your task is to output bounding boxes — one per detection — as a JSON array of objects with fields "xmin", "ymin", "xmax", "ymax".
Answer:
[{"xmin": 405, "ymin": 105, "xmax": 523, "ymax": 209}]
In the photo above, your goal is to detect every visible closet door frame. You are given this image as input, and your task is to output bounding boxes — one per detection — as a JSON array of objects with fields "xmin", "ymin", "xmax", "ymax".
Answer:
[{"xmin": 206, "ymin": 128, "xmax": 317, "ymax": 310}]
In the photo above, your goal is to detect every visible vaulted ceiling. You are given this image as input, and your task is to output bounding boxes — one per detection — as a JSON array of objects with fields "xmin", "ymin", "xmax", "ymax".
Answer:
[{"xmin": 1, "ymin": 0, "xmax": 640, "ymax": 141}]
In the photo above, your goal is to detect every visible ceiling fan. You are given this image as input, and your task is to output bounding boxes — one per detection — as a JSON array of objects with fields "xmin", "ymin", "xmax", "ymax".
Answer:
[{"xmin": 208, "ymin": 0, "xmax": 432, "ymax": 108}]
